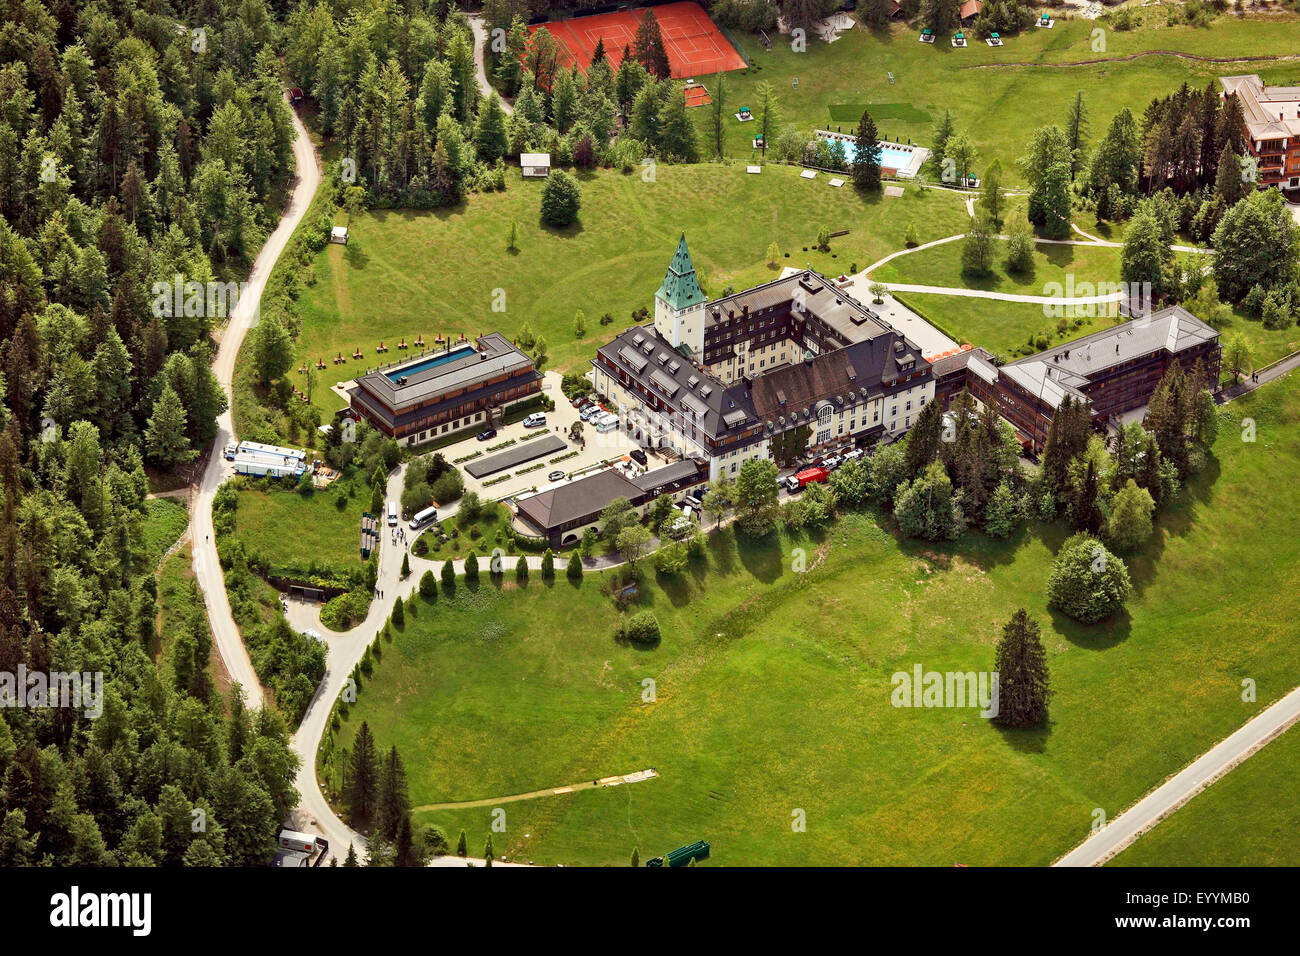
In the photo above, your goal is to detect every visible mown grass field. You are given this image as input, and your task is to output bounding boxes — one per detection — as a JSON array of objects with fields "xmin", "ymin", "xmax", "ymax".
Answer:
[
  {"xmin": 229, "ymin": 476, "xmax": 370, "ymax": 574},
  {"xmin": 324, "ymin": 372, "xmax": 1300, "ymax": 866},
  {"xmin": 698, "ymin": 14, "xmax": 1300, "ymax": 177},
  {"xmin": 875, "ymin": 237, "xmax": 1123, "ymax": 294},
  {"xmin": 1110, "ymin": 723, "xmax": 1300, "ymax": 866},
  {"xmin": 141, "ymin": 498, "xmax": 189, "ymax": 569},
  {"xmin": 893, "ymin": 292, "xmax": 1124, "ymax": 362},
  {"xmin": 283, "ymin": 164, "xmax": 971, "ymax": 414}
]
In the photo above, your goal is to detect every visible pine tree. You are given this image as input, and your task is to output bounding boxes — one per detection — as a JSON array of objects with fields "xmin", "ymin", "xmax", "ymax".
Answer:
[
  {"xmin": 541, "ymin": 549, "xmax": 554, "ymax": 578},
  {"xmin": 592, "ymin": 37, "xmax": 607, "ymax": 64},
  {"xmin": 456, "ymin": 829, "xmax": 468, "ymax": 857},
  {"xmin": 395, "ymin": 814, "xmax": 415, "ymax": 867},
  {"xmin": 484, "ymin": 835, "xmax": 494, "ymax": 867},
  {"xmin": 464, "ymin": 551, "xmax": 479, "ymax": 583},
  {"xmin": 903, "ymin": 400, "xmax": 943, "ymax": 476},
  {"xmin": 376, "ymin": 746, "xmax": 410, "ymax": 841},
  {"xmin": 1144, "ymin": 361, "xmax": 1191, "ymax": 477},
  {"xmin": 145, "ymin": 383, "xmax": 193, "ymax": 467},
  {"xmin": 345, "ymin": 722, "xmax": 380, "ymax": 825},
  {"xmin": 344, "ymin": 843, "xmax": 359, "ymax": 866},
  {"xmin": 1065, "ymin": 91, "xmax": 1089, "ymax": 181},
  {"xmin": 441, "ymin": 559, "xmax": 455, "ymax": 589},
  {"xmin": 391, "ymin": 595, "xmax": 404, "ymax": 626},
  {"xmin": 419, "ymin": 569, "xmax": 437, "ymax": 599},
  {"xmin": 852, "ymin": 109, "xmax": 882, "ymax": 191},
  {"xmin": 632, "ymin": 10, "xmax": 671, "ymax": 79},
  {"xmin": 515, "ymin": 555, "xmax": 528, "ymax": 584},
  {"xmin": 566, "ymin": 552, "xmax": 583, "ymax": 583},
  {"xmin": 992, "ymin": 609, "xmax": 1051, "ymax": 728},
  {"xmin": 631, "ymin": 847, "xmax": 640, "ymax": 867}
]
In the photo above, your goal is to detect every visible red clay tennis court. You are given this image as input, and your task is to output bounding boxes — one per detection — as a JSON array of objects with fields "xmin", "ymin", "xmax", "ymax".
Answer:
[{"xmin": 530, "ymin": 2, "xmax": 747, "ymax": 79}]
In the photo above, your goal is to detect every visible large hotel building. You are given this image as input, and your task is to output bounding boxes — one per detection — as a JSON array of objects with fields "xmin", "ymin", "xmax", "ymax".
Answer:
[
  {"xmin": 591, "ymin": 236, "xmax": 935, "ymax": 482},
  {"xmin": 1220, "ymin": 74, "xmax": 1300, "ymax": 192}
]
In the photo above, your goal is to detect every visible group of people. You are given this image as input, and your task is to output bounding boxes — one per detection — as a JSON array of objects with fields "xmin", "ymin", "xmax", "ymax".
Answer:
[{"xmin": 392, "ymin": 526, "xmax": 407, "ymax": 548}]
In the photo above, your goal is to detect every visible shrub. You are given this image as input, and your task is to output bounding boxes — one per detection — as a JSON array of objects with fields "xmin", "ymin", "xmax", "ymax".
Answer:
[
  {"xmin": 1047, "ymin": 534, "xmax": 1132, "ymax": 624},
  {"xmin": 541, "ymin": 549, "xmax": 554, "ymax": 578},
  {"xmin": 441, "ymin": 560, "xmax": 455, "ymax": 589},
  {"xmin": 320, "ymin": 589, "xmax": 370, "ymax": 630},
  {"xmin": 430, "ymin": 470, "xmax": 464, "ymax": 505},
  {"xmin": 566, "ymin": 553, "xmax": 583, "ymax": 583},
  {"xmin": 419, "ymin": 569, "xmax": 437, "ymax": 599},
  {"xmin": 515, "ymin": 555, "xmax": 528, "ymax": 584},
  {"xmin": 616, "ymin": 610, "xmax": 661, "ymax": 646},
  {"xmin": 464, "ymin": 551, "xmax": 479, "ymax": 584},
  {"xmin": 540, "ymin": 169, "xmax": 581, "ymax": 226},
  {"xmin": 391, "ymin": 595, "xmax": 404, "ymax": 626},
  {"xmin": 400, "ymin": 554, "xmax": 410, "ymax": 578}
]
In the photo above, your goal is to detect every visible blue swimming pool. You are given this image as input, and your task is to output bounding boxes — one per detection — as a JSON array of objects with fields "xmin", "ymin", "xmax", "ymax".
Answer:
[
  {"xmin": 385, "ymin": 345, "xmax": 475, "ymax": 381},
  {"xmin": 824, "ymin": 136, "xmax": 913, "ymax": 170}
]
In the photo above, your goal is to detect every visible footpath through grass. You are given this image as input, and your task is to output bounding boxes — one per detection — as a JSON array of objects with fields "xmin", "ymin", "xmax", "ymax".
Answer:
[{"xmin": 325, "ymin": 372, "xmax": 1300, "ymax": 866}]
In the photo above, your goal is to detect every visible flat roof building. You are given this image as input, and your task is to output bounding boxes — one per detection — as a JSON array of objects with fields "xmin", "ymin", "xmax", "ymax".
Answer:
[
  {"xmin": 933, "ymin": 306, "xmax": 1221, "ymax": 450},
  {"xmin": 349, "ymin": 333, "xmax": 541, "ymax": 444}
]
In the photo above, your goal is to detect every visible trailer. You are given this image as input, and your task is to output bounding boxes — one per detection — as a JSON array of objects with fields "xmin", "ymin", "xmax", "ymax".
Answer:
[
  {"xmin": 277, "ymin": 828, "xmax": 318, "ymax": 854},
  {"xmin": 233, "ymin": 453, "xmax": 304, "ymax": 479},
  {"xmin": 239, "ymin": 440, "xmax": 306, "ymax": 462},
  {"xmin": 646, "ymin": 840, "xmax": 710, "ymax": 867},
  {"xmin": 783, "ymin": 466, "xmax": 829, "ymax": 493}
]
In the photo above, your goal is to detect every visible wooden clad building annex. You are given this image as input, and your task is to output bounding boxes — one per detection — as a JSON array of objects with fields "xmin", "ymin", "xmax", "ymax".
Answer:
[{"xmin": 349, "ymin": 333, "xmax": 541, "ymax": 443}]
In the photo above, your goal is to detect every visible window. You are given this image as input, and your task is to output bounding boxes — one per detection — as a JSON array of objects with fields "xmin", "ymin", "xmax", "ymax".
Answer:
[
  {"xmin": 905, "ymin": 400, "xmax": 912, "ymax": 411},
  {"xmin": 891, "ymin": 405, "xmax": 897, "ymax": 417}
]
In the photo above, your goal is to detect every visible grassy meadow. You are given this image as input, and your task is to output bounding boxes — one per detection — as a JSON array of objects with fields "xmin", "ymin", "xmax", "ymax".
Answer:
[{"xmin": 322, "ymin": 371, "xmax": 1300, "ymax": 866}]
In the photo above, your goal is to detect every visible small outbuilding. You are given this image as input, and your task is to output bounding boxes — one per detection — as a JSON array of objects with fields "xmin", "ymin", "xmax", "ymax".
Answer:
[
  {"xmin": 330, "ymin": 225, "xmax": 349, "ymax": 245},
  {"xmin": 521, "ymin": 153, "xmax": 551, "ymax": 178}
]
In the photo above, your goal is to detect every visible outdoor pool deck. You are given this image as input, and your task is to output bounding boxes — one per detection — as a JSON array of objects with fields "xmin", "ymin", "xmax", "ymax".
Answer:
[{"xmin": 814, "ymin": 130, "xmax": 929, "ymax": 179}]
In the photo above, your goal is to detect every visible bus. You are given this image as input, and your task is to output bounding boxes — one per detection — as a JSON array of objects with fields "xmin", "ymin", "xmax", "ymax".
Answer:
[{"xmin": 409, "ymin": 506, "xmax": 438, "ymax": 531}]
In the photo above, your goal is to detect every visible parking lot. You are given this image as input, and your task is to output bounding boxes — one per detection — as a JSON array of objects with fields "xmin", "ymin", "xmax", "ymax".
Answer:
[{"xmin": 429, "ymin": 371, "xmax": 676, "ymax": 506}]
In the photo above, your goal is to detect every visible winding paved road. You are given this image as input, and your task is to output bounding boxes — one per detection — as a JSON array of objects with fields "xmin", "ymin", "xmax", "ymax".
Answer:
[{"xmin": 190, "ymin": 102, "xmax": 321, "ymax": 710}]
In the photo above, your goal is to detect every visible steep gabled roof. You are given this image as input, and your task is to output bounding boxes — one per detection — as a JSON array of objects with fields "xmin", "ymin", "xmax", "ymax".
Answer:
[{"xmin": 656, "ymin": 233, "xmax": 706, "ymax": 312}]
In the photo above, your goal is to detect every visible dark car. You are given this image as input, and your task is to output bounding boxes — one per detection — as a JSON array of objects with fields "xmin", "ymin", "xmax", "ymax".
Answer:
[
  {"xmin": 476, "ymin": 428, "xmax": 497, "ymax": 441},
  {"xmin": 630, "ymin": 449, "xmax": 648, "ymax": 466}
]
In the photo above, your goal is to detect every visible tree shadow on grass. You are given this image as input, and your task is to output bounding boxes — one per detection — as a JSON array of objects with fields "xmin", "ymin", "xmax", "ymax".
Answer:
[
  {"xmin": 1049, "ymin": 605, "xmax": 1132, "ymax": 652},
  {"xmin": 342, "ymin": 240, "xmax": 370, "ymax": 270},
  {"xmin": 540, "ymin": 219, "xmax": 585, "ymax": 240},
  {"xmin": 992, "ymin": 719, "xmax": 1052, "ymax": 755},
  {"xmin": 736, "ymin": 531, "xmax": 786, "ymax": 585}
]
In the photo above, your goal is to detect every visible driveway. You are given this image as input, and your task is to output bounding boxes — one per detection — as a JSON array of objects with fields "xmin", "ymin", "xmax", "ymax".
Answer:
[{"xmin": 190, "ymin": 102, "xmax": 321, "ymax": 709}]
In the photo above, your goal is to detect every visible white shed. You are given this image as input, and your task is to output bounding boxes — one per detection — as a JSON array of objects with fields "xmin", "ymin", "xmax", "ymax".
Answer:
[
  {"xmin": 520, "ymin": 153, "xmax": 551, "ymax": 178},
  {"xmin": 330, "ymin": 225, "xmax": 349, "ymax": 245}
]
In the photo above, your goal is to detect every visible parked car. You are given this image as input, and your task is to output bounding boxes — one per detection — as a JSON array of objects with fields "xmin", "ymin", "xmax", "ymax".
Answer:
[
  {"xmin": 522, "ymin": 413, "xmax": 547, "ymax": 428},
  {"xmin": 630, "ymin": 449, "xmax": 648, "ymax": 466},
  {"xmin": 579, "ymin": 406, "xmax": 596, "ymax": 421},
  {"xmin": 842, "ymin": 448, "xmax": 865, "ymax": 463},
  {"xmin": 547, "ymin": 470, "xmax": 566, "ymax": 482},
  {"xmin": 823, "ymin": 455, "xmax": 843, "ymax": 471},
  {"xmin": 476, "ymin": 427, "xmax": 497, "ymax": 441},
  {"xmin": 571, "ymin": 396, "xmax": 586, "ymax": 407}
]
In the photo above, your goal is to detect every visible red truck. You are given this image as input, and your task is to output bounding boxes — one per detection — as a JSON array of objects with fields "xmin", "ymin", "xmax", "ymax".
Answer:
[{"xmin": 783, "ymin": 466, "xmax": 829, "ymax": 493}]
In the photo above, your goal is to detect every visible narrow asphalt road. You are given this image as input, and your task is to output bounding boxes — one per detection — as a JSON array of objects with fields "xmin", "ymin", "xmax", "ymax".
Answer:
[
  {"xmin": 1055, "ymin": 687, "xmax": 1300, "ymax": 866},
  {"xmin": 190, "ymin": 101, "xmax": 321, "ymax": 710}
]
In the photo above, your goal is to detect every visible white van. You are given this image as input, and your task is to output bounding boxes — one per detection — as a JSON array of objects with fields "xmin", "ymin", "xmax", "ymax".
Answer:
[
  {"xmin": 409, "ymin": 505, "xmax": 438, "ymax": 531},
  {"xmin": 386, "ymin": 502, "xmax": 398, "ymax": 527}
]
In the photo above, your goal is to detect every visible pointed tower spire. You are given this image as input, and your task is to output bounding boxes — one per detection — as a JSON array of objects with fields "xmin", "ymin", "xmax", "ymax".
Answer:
[{"xmin": 656, "ymin": 233, "xmax": 706, "ymax": 312}]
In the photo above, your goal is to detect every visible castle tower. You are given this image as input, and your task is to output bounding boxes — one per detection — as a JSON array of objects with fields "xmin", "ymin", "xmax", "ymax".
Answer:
[{"xmin": 654, "ymin": 233, "xmax": 707, "ymax": 357}]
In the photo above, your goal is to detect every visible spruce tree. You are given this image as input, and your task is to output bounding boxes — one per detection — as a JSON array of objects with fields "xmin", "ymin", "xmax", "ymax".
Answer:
[
  {"xmin": 344, "ymin": 843, "xmax": 359, "ymax": 866},
  {"xmin": 457, "ymin": 829, "xmax": 468, "ymax": 857},
  {"xmin": 632, "ymin": 10, "xmax": 671, "ymax": 79},
  {"xmin": 852, "ymin": 109, "xmax": 882, "ymax": 191},
  {"xmin": 566, "ymin": 553, "xmax": 583, "ymax": 583},
  {"xmin": 441, "ymin": 559, "xmax": 455, "ymax": 589},
  {"xmin": 484, "ymin": 835, "xmax": 494, "ymax": 867},
  {"xmin": 396, "ymin": 814, "xmax": 415, "ymax": 867},
  {"xmin": 391, "ymin": 595, "xmax": 404, "ymax": 626},
  {"xmin": 631, "ymin": 847, "xmax": 640, "ymax": 867},
  {"xmin": 376, "ymin": 746, "xmax": 410, "ymax": 842},
  {"xmin": 345, "ymin": 721, "xmax": 380, "ymax": 825},
  {"xmin": 992, "ymin": 609, "xmax": 1051, "ymax": 728},
  {"xmin": 541, "ymin": 549, "xmax": 554, "ymax": 578},
  {"xmin": 400, "ymin": 553, "xmax": 410, "ymax": 578},
  {"xmin": 515, "ymin": 555, "xmax": 528, "ymax": 584},
  {"xmin": 903, "ymin": 399, "xmax": 943, "ymax": 477}
]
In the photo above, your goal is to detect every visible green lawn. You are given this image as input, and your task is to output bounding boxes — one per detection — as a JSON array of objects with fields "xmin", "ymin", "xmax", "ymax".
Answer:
[
  {"xmin": 323, "ymin": 373, "xmax": 1300, "ymax": 867},
  {"xmin": 141, "ymin": 498, "xmax": 189, "ymax": 569},
  {"xmin": 698, "ymin": 15, "xmax": 1300, "ymax": 179},
  {"xmin": 893, "ymin": 291, "xmax": 1123, "ymax": 361},
  {"xmin": 417, "ymin": 501, "xmax": 518, "ymax": 562},
  {"xmin": 1111, "ymin": 723, "xmax": 1300, "ymax": 866},
  {"xmin": 277, "ymin": 163, "xmax": 971, "ymax": 418},
  {"xmin": 229, "ymin": 473, "xmax": 371, "ymax": 576},
  {"xmin": 875, "ymin": 237, "xmax": 1122, "ymax": 294}
]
